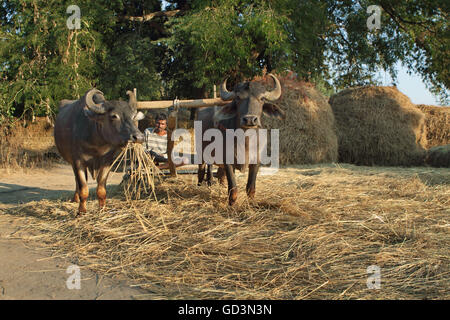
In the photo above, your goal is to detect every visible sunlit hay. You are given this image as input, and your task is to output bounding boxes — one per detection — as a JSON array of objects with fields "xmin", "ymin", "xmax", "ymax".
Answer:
[
  {"xmin": 109, "ymin": 143, "xmax": 158, "ymax": 201},
  {"xmin": 329, "ymin": 86, "xmax": 428, "ymax": 166},
  {"xmin": 426, "ymin": 144, "xmax": 450, "ymax": 168},
  {"xmin": 254, "ymin": 74, "xmax": 338, "ymax": 165},
  {"xmin": 0, "ymin": 117, "xmax": 59, "ymax": 170},
  {"xmin": 11, "ymin": 164, "xmax": 450, "ymax": 299},
  {"xmin": 416, "ymin": 105, "xmax": 450, "ymax": 148}
]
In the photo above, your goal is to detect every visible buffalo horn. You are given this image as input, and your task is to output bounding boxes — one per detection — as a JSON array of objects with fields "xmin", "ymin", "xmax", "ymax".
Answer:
[
  {"xmin": 126, "ymin": 90, "xmax": 137, "ymax": 110},
  {"xmin": 219, "ymin": 78, "xmax": 236, "ymax": 101},
  {"xmin": 85, "ymin": 89, "xmax": 105, "ymax": 114},
  {"xmin": 261, "ymin": 74, "xmax": 281, "ymax": 101}
]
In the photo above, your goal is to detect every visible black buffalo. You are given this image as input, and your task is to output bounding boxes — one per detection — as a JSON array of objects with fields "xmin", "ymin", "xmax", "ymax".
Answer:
[
  {"xmin": 54, "ymin": 89, "xmax": 144, "ymax": 214},
  {"xmin": 197, "ymin": 74, "xmax": 284, "ymax": 205}
]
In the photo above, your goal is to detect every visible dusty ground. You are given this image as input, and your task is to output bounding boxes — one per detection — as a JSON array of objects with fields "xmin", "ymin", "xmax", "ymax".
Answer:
[{"xmin": 0, "ymin": 164, "xmax": 153, "ymax": 299}]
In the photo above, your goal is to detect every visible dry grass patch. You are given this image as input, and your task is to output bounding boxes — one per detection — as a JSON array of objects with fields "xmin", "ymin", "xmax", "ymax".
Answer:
[
  {"xmin": 3, "ymin": 164, "xmax": 449, "ymax": 299},
  {"xmin": 0, "ymin": 118, "xmax": 60, "ymax": 170}
]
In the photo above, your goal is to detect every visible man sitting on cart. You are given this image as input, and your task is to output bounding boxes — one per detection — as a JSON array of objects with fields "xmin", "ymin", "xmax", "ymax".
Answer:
[{"xmin": 144, "ymin": 113, "xmax": 189, "ymax": 169}]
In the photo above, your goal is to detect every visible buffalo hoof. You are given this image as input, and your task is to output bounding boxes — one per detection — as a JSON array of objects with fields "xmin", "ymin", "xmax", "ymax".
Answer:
[
  {"xmin": 228, "ymin": 189, "xmax": 238, "ymax": 206},
  {"xmin": 78, "ymin": 204, "xmax": 87, "ymax": 215},
  {"xmin": 197, "ymin": 181, "xmax": 213, "ymax": 186}
]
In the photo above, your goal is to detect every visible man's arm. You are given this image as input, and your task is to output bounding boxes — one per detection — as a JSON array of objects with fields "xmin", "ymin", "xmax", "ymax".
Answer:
[{"xmin": 148, "ymin": 150, "xmax": 168, "ymax": 163}]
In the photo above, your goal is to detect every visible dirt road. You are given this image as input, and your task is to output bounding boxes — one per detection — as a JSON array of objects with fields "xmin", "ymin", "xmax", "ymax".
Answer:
[{"xmin": 0, "ymin": 164, "xmax": 152, "ymax": 299}]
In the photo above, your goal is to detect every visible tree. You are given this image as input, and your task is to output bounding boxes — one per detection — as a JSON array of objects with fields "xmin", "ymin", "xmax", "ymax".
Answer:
[
  {"xmin": 0, "ymin": 0, "xmax": 106, "ymax": 119},
  {"xmin": 161, "ymin": 0, "xmax": 292, "ymax": 98},
  {"xmin": 0, "ymin": 0, "xmax": 163, "ymax": 121},
  {"xmin": 161, "ymin": 0, "xmax": 448, "ymax": 102},
  {"xmin": 324, "ymin": 0, "xmax": 449, "ymax": 103},
  {"xmin": 1, "ymin": 0, "xmax": 448, "ymax": 122}
]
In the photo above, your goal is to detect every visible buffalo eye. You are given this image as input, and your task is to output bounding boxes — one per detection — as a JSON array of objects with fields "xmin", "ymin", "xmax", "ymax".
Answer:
[
  {"xmin": 110, "ymin": 114, "xmax": 120, "ymax": 121},
  {"xmin": 258, "ymin": 93, "xmax": 267, "ymax": 102}
]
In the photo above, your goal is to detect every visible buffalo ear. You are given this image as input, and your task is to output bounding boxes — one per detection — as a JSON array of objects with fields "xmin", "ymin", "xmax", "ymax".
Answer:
[
  {"xmin": 135, "ymin": 111, "xmax": 145, "ymax": 121},
  {"xmin": 263, "ymin": 103, "xmax": 285, "ymax": 120}
]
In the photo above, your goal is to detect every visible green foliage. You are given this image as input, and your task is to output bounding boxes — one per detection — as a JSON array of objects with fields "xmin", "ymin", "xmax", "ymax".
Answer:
[
  {"xmin": 324, "ymin": 0, "xmax": 449, "ymax": 103},
  {"xmin": 0, "ymin": 0, "xmax": 448, "ymax": 121},
  {"xmin": 0, "ymin": 0, "xmax": 106, "ymax": 119},
  {"xmin": 0, "ymin": 0, "xmax": 162, "ymax": 120},
  {"xmin": 163, "ymin": 0, "xmax": 448, "ymax": 102},
  {"xmin": 162, "ymin": 0, "xmax": 291, "ymax": 98}
]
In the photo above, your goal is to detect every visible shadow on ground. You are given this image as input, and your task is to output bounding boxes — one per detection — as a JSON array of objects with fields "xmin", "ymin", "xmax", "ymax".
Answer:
[{"xmin": 0, "ymin": 182, "xmax": 73, "ymax": 205}]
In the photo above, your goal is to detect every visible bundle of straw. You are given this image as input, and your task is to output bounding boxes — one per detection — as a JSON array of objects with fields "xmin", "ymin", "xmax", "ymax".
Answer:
[{"xmin": 109, "ymin": 143, "xmax": 158, "ymax": 200}]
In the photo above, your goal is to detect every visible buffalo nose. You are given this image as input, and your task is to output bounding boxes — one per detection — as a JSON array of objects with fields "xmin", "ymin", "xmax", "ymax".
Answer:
[
  {"xmin": 243, "ymin": 115, "xmax": 258, "ymax": 127},
  {"xmin": 131, "ymin": 132, "xmax": 145, "ymax": 143}
]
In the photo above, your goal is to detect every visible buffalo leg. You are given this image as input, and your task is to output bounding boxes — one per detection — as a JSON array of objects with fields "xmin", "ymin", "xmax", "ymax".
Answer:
[
  {"xmin": 224, "ymin": 164, "xmax": 238, "ymax": 205},
  {"xmin": 198, "ymin": 163, "xmax": 206, "ymax": 186},
  {"xmin": 246, "ymin": 164, "xmax": 259, "ymax": 199},
  {"xmin": 72, "ymin": 178, "xmax": 80, "ymax": 203},
  {"xmin": 73, "ymin": 164, "xmax": 89, "ymax": 214},
  {"xmin": 217, "ymin": 167, "xmax": 226, "ymax": 185},
  {"xmin": 96, "ymin": 166, "xmax": 110, "ymax": 209},
  {"xmin": 206, "ymin": 164, "xmax": 212, "ymax": 186}
]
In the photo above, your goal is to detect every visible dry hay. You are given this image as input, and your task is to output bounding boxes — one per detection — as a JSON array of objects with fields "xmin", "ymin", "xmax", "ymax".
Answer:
[
  {"xmin": 253, "ymin": 74, "xmax": 338, "ymax": 165},
  {"xmin": 5, "ymin": 164, "xmax": 449, "ymax": 299},
  {"xmin": 0, "ymin": 117, "xmax": 60, "ymax": 169},
  {"xmin": 426, "ymin": 144, "xmax": 450, "ymax": 168},
  {"xmin": 329, "ymin": 86, "xmax": 427, "ymax": 166},
  {"xmin": 110, "ymin": 143, "xmax": 159, "ymax": 201},
  {"xmin": 416, "ymin": 105, "xmax": 450, "ymax": 148}
]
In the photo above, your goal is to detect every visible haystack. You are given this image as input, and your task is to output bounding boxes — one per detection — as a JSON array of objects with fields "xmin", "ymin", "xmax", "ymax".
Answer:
[
  {"xmin": 329, "ymin": 86, "xmax": 427, "ymax": 166},
  {"xmin": 0, "ymin": 117, "xmax": 59, "ymax": 168},
  {"xmin": 416, "ymin": 105, "xmax": 449, "ymax": 148},
  {"xmin": 257, "ymin": 75, "xmax": 338, "ymax": 165},
  {"xmin": 426, "ymin": 144, "xmax": 450, "ymax": 168}
]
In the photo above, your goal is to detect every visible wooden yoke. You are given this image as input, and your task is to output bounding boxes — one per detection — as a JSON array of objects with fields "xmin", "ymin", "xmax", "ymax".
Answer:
[
  {"xmin": 167, "ymin": 109, "xmax": 178, "ymax": 177},
  {"xmin": 137, "ymin": 98, "xmax": 230, "ymax": 110}
]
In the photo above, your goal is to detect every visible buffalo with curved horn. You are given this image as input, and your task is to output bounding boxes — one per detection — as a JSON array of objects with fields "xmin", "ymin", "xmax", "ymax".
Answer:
[
  {"xmin": 197, "ymin": 74, "xmax": 284, "ymax": 205},
  {"xmin": 54, "ymin": 89, "xmax": 145, "ymax": 214}
]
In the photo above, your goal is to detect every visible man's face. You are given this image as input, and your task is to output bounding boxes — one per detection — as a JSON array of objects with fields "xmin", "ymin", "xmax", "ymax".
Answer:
[{"xmin": 155, "ymin": 119, "xmax": 167, "ymax": 132}]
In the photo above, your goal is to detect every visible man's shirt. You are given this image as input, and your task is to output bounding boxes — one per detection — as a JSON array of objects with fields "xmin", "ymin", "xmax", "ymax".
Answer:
[{"xmin": 144, "ymin": 128, "xmax": 167, "ymax": 155}]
